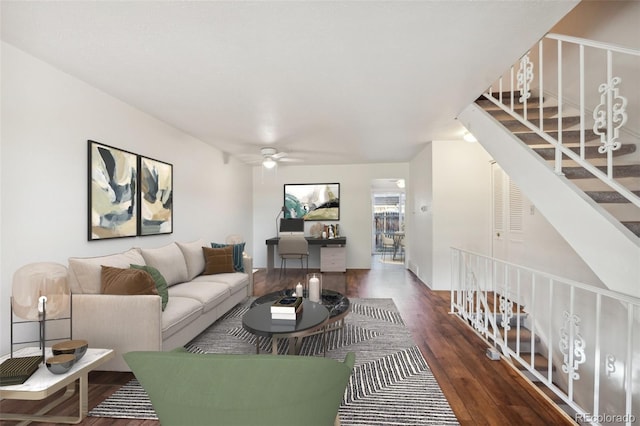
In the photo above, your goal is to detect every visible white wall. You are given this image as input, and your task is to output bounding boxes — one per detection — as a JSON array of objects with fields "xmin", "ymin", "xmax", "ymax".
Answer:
[
  {"xmin": 407, "ymin": 140, "xmax": 492, "ymax": 290},
  {"xmin": 432, "ymin": 140, "xmax": 493, "ymax": 290},
  {"xmin": 518, "ymin": 196, "xmax": 604, "ymax": 287},
  {"xmin": 1, "ymin": 43, "xmax": 253, "ymax": 354},
  {"xmin": 407, "ymin": 144, "xmax": 433, "ymax": 285},
  {"xmin": 252, "ymin": 163, "xmax": 409, "ymax": 269}
]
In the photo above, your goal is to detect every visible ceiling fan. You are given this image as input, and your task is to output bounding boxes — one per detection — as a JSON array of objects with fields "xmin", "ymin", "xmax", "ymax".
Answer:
[{"xmin": 258, "ymin": 147, "xmax": 301, "ymax": 169}]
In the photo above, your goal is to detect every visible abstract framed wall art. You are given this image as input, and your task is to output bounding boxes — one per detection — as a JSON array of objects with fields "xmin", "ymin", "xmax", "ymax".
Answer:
[
  {"xmin": 138, "ymin": 156, "xmax": 173, "ymax": 236},
  {"xmin": 283, "ymin": 183, "xmax": 340, "ymax": 220},
  {"xmin": 88, "ymin": 140, "xmax": 138, "ymax": 240}
]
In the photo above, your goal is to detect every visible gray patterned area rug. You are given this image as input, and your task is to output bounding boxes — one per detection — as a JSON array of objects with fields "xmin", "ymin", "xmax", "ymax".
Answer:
[{"xmin": 89, "ymin": 298, "xmax": 459, "ymax": 425}]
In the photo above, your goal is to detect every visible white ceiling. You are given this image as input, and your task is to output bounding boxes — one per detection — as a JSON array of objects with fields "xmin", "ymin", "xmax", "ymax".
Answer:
[{"xmin": 1, "ymin": 1, "xmax": 578, "ymax": 166}]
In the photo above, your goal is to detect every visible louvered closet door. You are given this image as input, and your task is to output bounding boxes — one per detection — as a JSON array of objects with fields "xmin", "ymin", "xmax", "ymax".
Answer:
[{"xmin": 491, "ymin": 162, "xmax": 525, "ymax": 261}]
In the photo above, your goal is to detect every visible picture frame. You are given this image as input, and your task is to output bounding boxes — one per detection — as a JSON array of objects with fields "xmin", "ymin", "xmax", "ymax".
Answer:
[
  {"xmin": 283, "ymin": 183, "xmax": 340, "ymax": 221},
  {"xmin": 88, "ymin": 140, "xmax": 138, "ymax": 240},
  {"xmin": 138, "ymin": 155, "xmax": 173, "ymax": 236}
]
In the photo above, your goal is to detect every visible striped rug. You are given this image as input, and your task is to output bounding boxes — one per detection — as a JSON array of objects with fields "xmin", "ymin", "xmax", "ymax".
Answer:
[{"xmin": 89, "ymin": 298, "xmax": 459, "ymax": 425}]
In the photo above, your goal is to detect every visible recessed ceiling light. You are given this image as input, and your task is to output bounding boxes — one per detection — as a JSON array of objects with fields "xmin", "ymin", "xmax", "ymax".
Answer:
[{"xmin": 463, "ymin": 131, "xmax": 477, "ymax": 143}]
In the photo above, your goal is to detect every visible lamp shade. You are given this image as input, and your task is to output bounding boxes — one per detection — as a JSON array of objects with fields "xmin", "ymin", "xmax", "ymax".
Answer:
[
  {"xmin": 12, "ymin": 262, "xmax": 70, "ymax": 321},
  {"xmin": 262, "ymin": 158, "xmax": 276, "ymax": 169}
]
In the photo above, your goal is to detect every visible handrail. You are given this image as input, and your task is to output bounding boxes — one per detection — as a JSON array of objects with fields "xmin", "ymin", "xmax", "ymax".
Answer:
[
  {"xmin": 483, "ymin": 33, "xmax": 640, "ymax": 209},
  {"xmin": 546, "ymin": 33, "xmax": 640, "ymax": 57},
  {"xmin": 451, "ymin": 247, "xmax": 640, "ymax": 425}
]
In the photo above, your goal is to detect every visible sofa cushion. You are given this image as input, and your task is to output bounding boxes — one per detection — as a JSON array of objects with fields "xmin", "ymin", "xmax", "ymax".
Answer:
[
  {"xmin": 131, "ymin": 264, "xmax": 169, "ymax": 311},
  {"xmin": 140, "ymin": 243, "xmax": 188, "ymax": 287},
  {"xmin": 101, "ymin": 266, "xmax": 158, "ymax": 296},
  {"xmin": 176, "ymin": 240, "xmax": 207, "ymax": 280},
  {"xmin": 211, "ymin": 242, "xmax": 246, "ymax": 272},
  {"xmin": 192, "ymin": 272, "xmax": 249, "ymax": 296},
  {"xmin": 161, "ymin": 296, "xmax": 203, "ymax": 340},
  {"xmin": 68, "ymin": 249, "xmax": 146, "ymax": 294},
  {"xmin": 202, "ymin": 246, "xmax": 235, "ymax": 275},
  {"xmin": 167, "ymin": 281, "xmax": 230, "ymax": 313}
]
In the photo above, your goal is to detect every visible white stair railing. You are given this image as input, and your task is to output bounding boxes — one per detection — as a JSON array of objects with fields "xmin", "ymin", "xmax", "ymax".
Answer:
[
  {"xmin": 451, "ymin": 247, "xmax": 640, "ymax": 425},
  {"xmin": 482, "ymin": 33, "xmax": 640, "ymax": 209}
]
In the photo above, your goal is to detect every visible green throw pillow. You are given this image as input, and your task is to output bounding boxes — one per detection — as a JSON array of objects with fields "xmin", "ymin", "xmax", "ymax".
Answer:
[
  {"xmin": 211, "ymin": 242, "xmax": 245, "ymax": 272},
  {"xmin": 131, "ymin": 264, "xmax": 169, "ymax": 311}
]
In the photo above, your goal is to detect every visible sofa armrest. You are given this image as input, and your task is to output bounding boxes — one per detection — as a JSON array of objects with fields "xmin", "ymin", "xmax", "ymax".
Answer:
[
  {"xmin": 72, "ymin": 294, "xmax": 162, "ymax": 371},
  {"xmin": 243, "ymin": 254, "xmax": 254, "ymax": 296}
]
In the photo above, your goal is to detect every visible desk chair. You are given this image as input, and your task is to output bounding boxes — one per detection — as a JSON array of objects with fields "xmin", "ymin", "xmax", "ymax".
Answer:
[{"xmin": 278, "ymin": 236, "xmax": 309, "ymax": 277}]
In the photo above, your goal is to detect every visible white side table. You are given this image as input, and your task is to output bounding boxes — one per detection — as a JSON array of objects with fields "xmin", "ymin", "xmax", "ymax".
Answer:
[{"xmin": 0, "ymin": 346, "xmax": 114, "ymax": 425}]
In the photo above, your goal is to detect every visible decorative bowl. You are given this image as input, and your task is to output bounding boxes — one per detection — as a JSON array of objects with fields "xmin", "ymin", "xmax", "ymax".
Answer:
[
  {"xmin": 46, "ymin": 354, "xmax": 75, "ymax": 374},
  {"xmin": 52, "ymin": 339, "xmax": 88, "ymax": 362}
]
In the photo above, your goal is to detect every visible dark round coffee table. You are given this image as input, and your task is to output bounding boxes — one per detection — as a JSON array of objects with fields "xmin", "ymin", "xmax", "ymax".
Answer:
[
  {"xmin": 251, "ymin": 289, "xmax": 351, "ymax": 348},
  {"xmin": 252, "ymin": 289, "xmax": 350, "ymax": 320},
  {"xmin": 242, "ymin": 300, "xmax": 329, "ymax": 355}
]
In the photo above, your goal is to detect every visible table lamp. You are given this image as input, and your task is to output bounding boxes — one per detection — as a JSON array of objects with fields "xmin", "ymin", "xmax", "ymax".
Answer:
[{"xmin": 11, "ymin": 262, "xmax": 70, "ymax": 361}]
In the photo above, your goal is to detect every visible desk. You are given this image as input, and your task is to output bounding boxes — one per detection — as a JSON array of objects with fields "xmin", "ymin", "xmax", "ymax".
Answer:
[{"xmin": 266, "ymin": 236, "xmax": 347, "ymax": 273}]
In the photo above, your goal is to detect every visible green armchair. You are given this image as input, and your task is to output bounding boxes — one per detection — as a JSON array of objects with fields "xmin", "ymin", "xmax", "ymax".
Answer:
[{"xmin": 124, "ymin": 350, "xmax": 355, "ymax": 426}]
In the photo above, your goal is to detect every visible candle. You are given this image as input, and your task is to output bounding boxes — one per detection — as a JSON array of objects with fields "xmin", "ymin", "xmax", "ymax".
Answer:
[
  {"xmin": 295, "ymin": 283, "xmax": 304, "ymax": 298},
  {"xmin": 309, "ymin": 275, "xmax": 320, "ymax": 302}
]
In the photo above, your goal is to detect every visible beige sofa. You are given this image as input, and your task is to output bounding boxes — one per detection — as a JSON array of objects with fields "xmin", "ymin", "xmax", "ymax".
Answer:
[{"xmin": 67, "ymin": 239, "xmax": 253, "ymax": 371}]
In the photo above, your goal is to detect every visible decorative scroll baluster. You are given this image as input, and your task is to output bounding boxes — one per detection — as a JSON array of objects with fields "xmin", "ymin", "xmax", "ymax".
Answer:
[
  {"xmin": 560, "ymin": 311, "xmax": 586, "ymax": 380},
  {"xmin": 593, "ymin": 76, "xmax": 627, "ymax": 154},
  {"xmin": 606, "ymin": 354, "xmax": 616, "ymax": 377},
  {"xmin": 466, "ymin": 271, "xmax": 487, "ymax": 333},
  {"xmin": 517, "ymin": 53, "xmax": 534, "ymax": 104},
  {"xmin": 499, "ymin": 290, "xmax": 514, "ymax": 330},
  {"xmin": 474, "ymin": 304, "xmax": 487, "ymax": 334},
  {"xmin": 465, "ymin": 271, "xmax": 475, "ymax": 320}
]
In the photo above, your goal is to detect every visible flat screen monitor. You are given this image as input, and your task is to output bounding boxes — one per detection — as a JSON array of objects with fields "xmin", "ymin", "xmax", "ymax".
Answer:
[{"xmin": 280, "ymin": 218, "xmax": 304, "ymax": 235}]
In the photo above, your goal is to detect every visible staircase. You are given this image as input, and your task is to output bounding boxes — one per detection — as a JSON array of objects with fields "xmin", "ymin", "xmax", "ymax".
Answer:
[
  {"xmin": 451, "ymin": 248, "xmax": 640, "ymax": 424},
  {"xmin": 457, "ymin": 32, "xmax": 640, "ymax": 298},
  {"xmin": 471, "ymin": 292, "xmax": 576, "ymax": 420},
  {"xmin": 453, "ymin": 31, "xmax": 640, "ymax": 424},
  {"xmin": 476, "ymin": 94, "xmax": 640, "ymax": 238},
  {"xmin": 499, "ymin": 304, "xmax": 579, "ymax": 420}
]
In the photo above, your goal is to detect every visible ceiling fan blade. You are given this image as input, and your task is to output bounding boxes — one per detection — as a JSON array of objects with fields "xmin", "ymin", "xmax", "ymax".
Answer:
[
  {"xmin": 278, "ymin": 157, "xmax": 304, "ymax": 163},
  {"xmin": 272, "ymin": 151, "xmax": 288, "ymax": 159}
]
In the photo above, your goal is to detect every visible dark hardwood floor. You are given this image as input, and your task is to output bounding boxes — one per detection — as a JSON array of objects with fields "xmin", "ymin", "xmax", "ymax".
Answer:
[{"xmin": 1, "ymin": 258, "xmax": 575, "ymax": 425}]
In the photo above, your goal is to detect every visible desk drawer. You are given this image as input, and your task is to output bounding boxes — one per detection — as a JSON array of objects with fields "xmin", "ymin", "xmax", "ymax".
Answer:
[{"xmin": 321, "ymin": 246, "xmax": 346, "ymax": 272}]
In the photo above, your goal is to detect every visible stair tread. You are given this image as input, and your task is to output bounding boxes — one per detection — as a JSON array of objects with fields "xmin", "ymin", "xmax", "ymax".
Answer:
[
  {"xmin": 487, "ymin": 107, "xmax": 560, "ymax": 120},
  {"xmin": 477, "ymin": 94, "xmax": 543, "ymax": 109},
  {"xmin": 533, "ymin": 144, "xmax": 636, "ymax": 159},
  {"xmin": 500, "ymin": 116, "xmax": 582, "ymax": 132},
  {"xmin": 622, "ymin": 222, "xmax": 640, "ymax": 237},
  {"xmin": 482, "ymin": 292, "xmax": 527, "ymax": 314},
  {"xmin": 563, "ymin": 164, "xmax": 640, "ymax": 179},
  {"xmin": 519, "ymin": 353, "xmax": 555, "ymax": 371},
  {"xmin": 505, "ymin": 327, "xmax": 539, "ymax": 342},
  {"xmin": 585, "ymin": 190, "xmax": 640, "ymax": 203},
  {"xmin": 516, "ymin": 130, "xmax": 599, "ymax": 144}
]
